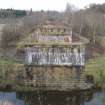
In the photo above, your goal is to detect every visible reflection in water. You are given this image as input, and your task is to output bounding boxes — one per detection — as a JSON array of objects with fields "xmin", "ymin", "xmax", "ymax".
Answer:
[
  {"xmin": 0, "ymin": 92, "xmax": 24, "ymax": 105},
  {"xmin": 17, "ymin": 91, "xmax": 99, "ymax": 105},
  {"xmin": 0, "ymin": 90, "xmax": 103, "ymax": 105}
]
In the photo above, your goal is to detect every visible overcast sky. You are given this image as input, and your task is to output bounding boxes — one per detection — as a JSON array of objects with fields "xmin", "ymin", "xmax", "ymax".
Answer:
[{"xmin": 0, "ymin": 0, "xmax": 105, "ymax": 11}]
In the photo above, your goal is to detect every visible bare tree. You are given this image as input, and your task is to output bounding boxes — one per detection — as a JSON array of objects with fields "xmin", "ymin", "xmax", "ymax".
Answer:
[{"xmin": 1, "ymin": 24, "xmax": 24, "ymax": 48}]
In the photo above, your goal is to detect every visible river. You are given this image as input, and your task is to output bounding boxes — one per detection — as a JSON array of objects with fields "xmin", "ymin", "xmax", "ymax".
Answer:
[{"xmin": 0, "ymin": 90, "xmax": 104, "ymax": 105}]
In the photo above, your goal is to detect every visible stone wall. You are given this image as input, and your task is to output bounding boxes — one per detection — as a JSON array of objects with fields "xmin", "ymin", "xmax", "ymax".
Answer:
[{"xmin": 25, "ymin": 66, "xmax": 84, "ymax": 88}]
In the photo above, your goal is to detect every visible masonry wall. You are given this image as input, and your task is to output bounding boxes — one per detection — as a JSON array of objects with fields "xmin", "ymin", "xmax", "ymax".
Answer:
[{"xmin": 25, "ymin": 66, "xmax": 84, "ymax": 88}]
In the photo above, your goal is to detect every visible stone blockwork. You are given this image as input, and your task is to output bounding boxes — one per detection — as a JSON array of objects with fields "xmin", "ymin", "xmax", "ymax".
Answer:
[{"xmin": 24, "ymin": 65, "xmax": 85, "ymax": 90}]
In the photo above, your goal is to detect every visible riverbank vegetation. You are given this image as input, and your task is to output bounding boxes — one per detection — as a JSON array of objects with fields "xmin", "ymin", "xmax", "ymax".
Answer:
[
  {"xmin": 0, "ymin": 57, "xmax": 24, "ymax": 87},
  {"xmin": 85, "ymin": 56, "xmax": 105, "ymax": 88}
]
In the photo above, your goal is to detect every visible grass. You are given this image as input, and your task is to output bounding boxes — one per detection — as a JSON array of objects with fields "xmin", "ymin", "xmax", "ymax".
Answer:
[
  {"xmin": 0, "ymin": 57, "xmax": 21, "ymax": 74},
  {"xmin": 0, "ymin": 57, "xmax": 24, "ymax": 80},
  {"xmin": 0, "ymin": 58, "xmax": 18, "ymax": 65},
  {"xmin": 85, "ymin": 55, "xmax": 105, "ymax": 87}
]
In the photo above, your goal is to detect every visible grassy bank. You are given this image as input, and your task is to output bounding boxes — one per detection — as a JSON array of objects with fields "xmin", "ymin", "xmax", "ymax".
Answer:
[
  {"xmin": 85, "ymin": 56, "xmax": 105, "ymax": 88},
  {"xmin": 0, "ymin": 58, "xmax": 24, "ymax": 85}
]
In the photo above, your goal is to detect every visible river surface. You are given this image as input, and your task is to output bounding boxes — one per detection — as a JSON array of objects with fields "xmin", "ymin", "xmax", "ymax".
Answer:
[{"xmin": 0, "ymin": 90, "xmax": 104, "ymax": 105}]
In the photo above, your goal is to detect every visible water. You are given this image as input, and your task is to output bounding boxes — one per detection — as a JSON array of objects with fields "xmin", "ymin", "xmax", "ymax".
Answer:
[{"xmin": 0, "ymin": 90, "xmax": 104, "ymax": 105}]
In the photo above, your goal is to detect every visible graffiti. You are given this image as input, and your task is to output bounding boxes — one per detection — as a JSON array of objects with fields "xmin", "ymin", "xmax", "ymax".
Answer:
[
  {"xmin": 38, "ymin": 35, "xmax": 72, "ymax": 43},
  {"xmin": 25, "ymin": 47, "xmax": 85, "ymax": 66}
]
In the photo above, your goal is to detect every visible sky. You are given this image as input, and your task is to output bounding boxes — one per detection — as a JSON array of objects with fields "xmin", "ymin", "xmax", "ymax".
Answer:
[{"xmin": 0, "ymin": 0, "xmax": 105, "ymax": 11}]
